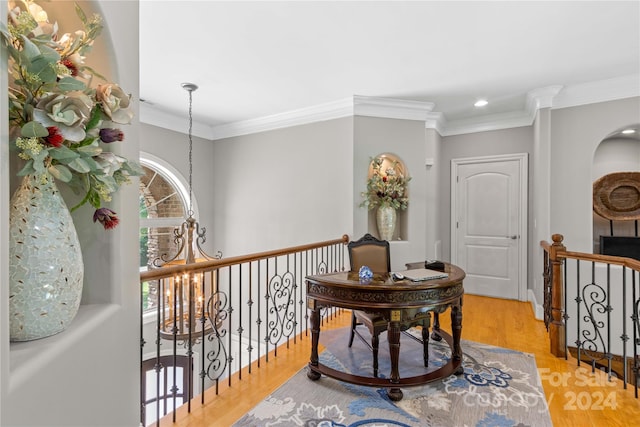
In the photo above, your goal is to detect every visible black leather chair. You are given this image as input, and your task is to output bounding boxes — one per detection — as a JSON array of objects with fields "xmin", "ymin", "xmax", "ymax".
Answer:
[{"xmin": 347, "ymin": 233, "xmax": 431, "ymax": 377}]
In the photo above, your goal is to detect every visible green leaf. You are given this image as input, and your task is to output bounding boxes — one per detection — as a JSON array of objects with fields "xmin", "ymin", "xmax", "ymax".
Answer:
[
  {"xmin": 76, "ymin": 136, "xmax": 97, "ymax": 148},
  {"xmin": 75, "ymin": 3, "xmax": 88, "ymax": 25},
  {"xmin": 19, "ymin": 35, "xmax": 41, "ymax": 61},
  {"xmin": 68, "ymin": 157, "xmax": 91, "ymax": 173},
  {"xmin": 89, "ymin": 191, "xmax": 101, "ymax": 209},
  {"xmin": 21, "ymin": 121, "xmax": 49, "ymax": 138},
  {"xmin": 66, "ymin": 173, "xmax": 85, "ymax": 191},
  {"xmin": 28, "ymin": 56, "xmax": 57, "ymax": 83},
  {"xmin": 80, "ymin": 156, "xmax": 100, "ymax": 171},
  {"xmin": 16, "ymin": 160, "xmax": 35, "ymax": 176},
  {"xmin": 7, "ymin": 44, "xmax": 21, "ymax": 64},
  {"xmin": 96, "ymin": 174, "xmax": 118, "ymax": 192},
  {"xmin": 38, "ymin": 43, "xmax": 61, "ymax": 63},
  {"xmin": 48, "ymin": 145, "xmax": 79, "ymax": 160},
  {"xmin": 76, "ymin": 141, "xmax": 102, "ymax": 156},
  {"xmin": 57, "ymin": 76, "xmax": 86, "ymax": 92},
  {"xmin": 32, "ymin": 149, "xmax": 49, "ymax": 174},
  {"xmin": 81, "ymin": 65, "xmax": 106, "ymax": 82},
  {"xmin": 123, "ymin": 161, "xmax": 145, "ymax": 176},
  {"xmin": 85, "ymin": 106, "xmax": 103, "ymax": 131},
  {"xmin": 48, "ymin": 164, "xmax": 73, "ymax": 182}
]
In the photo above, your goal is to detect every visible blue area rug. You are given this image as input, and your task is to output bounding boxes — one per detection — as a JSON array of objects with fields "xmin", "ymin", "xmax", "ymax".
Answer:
[{"xmin": 233, "ymin": 327, "xmax": 551, "ymax": 426}]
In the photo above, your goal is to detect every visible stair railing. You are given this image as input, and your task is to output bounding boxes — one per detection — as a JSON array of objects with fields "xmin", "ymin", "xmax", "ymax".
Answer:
[
  {"xmin": 139, "ymin": 235, "xmax": 349, "ymax": 426},
  {"xmin": 541, "ymin": 233, "xmax": 640, "ymax": 397}
]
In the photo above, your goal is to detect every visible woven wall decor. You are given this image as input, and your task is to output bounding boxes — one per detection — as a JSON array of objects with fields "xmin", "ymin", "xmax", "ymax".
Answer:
[{"xmin": 593, "ymin": 172, "xmax": 640, "ymax": 220}]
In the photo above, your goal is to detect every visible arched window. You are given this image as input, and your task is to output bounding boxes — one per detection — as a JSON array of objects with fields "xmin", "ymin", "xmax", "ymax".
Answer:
[{"xmin": 139, "ymin": 152, "xmax": 197, "ymax": 310}]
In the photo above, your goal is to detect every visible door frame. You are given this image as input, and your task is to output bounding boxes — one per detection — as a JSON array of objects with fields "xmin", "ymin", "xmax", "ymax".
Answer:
[{"xmin": 450, "ymin": 153, "xmax": 528, "ymax": 301}]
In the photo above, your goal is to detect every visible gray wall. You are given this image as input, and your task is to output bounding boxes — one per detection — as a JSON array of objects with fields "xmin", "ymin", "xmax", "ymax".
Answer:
[
  {"xmin": 211, "ymin": 117, "xmax": 354, "ymax": 257},
  {"xmin": 550, "ymin": 97, "xmax": 640, "ymax": 252}
]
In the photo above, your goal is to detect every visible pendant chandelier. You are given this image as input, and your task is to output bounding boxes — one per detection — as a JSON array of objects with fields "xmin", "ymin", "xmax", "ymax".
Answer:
[{"xmin": 154, "ymin": 83, "xmax": 221, "ymax": 342}]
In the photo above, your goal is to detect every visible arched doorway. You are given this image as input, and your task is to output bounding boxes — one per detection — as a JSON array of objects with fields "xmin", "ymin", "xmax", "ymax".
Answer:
[{"xmin": 592, "ymin": 124, "xmax": 640, "ymax": 255}]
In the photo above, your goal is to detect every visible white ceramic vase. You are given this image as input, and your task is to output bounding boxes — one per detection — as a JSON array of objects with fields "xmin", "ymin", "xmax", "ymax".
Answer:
[
  {"xmin": 376, "ymin": 204, "xmax": 397, "ymax": 241},
  {"xmin": 9, "ymin": 173, "xmax": 84, "ymax": 341}
]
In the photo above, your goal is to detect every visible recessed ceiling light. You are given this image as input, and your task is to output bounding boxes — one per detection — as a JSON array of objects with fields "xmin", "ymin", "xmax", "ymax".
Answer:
[
  {"xmin": 474, "ymin": 99, "xmax": 488, "ymax": 107},
  {"xmin": 622, "ymin": 129, "xmax": 636, "ymax": 134}
]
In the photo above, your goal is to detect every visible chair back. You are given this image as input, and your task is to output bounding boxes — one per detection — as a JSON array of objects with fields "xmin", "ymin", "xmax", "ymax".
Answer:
[{"xmin": 348, "ymin": 233, "xmax": 391, "ymax": 273}]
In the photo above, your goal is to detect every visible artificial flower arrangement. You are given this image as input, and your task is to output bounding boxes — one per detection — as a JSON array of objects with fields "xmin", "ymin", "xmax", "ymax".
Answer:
[
  {"xmin": 360, "ymin": 156, "xmax": 410, "ymax": 210},
  {"xmin": 1, "ymin": 0, "xmax": 143, "ymax": 229}
]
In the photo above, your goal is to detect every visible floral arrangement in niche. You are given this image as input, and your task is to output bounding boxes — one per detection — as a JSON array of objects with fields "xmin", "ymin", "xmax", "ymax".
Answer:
[
  {"xmin": 1, "ymin": 0, "xmax": 143, "ymax": 229},
  {"xmin": 360, "ymin": 156, "xmax": 410, "ymax": 210}
]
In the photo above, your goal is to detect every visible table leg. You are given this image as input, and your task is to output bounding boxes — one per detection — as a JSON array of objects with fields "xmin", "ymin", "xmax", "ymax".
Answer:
[
  {"xmin": 422, "ymin": 322, "xmax": 429, "ymax": 368},
  {"xmin": 387, "ymin": 319, "xmax": 403, "ymax": 401},
  {"xmin": 307, "ymin": 302, "xmax": 321, "ymax": 380},
  {"xmin": 431, "ymin": 312, "xmax": 442, "ymax": 341},
  {"xmin": 451, "ymin": 302, "xmax": 463, "ymax": 374}
]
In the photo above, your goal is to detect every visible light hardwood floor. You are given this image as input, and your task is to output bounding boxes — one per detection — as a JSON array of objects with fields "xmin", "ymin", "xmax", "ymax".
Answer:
[{"xmin": 162, "ymin": 295, "xmax": 640, "ymax": 427}]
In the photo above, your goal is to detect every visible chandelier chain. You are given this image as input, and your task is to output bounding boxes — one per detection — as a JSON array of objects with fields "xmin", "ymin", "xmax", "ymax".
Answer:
[{"xmin": 187, "ymin": 87, "xmax": 194, "ymax": 217}]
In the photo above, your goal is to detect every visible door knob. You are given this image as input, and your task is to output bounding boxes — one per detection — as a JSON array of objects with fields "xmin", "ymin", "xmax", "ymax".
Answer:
[{"xmin": 509, "ymin": 235, "xmax": 518, "ymax": 239}]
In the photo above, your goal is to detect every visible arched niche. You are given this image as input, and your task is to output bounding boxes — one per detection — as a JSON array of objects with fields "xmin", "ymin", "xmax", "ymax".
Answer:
[
  {"xmin": 365, "ymin": 153, "xmax": 410, "ymax": 241},
  {"xmin": 591, "ymin": 124, "xmax": 640, "ymax": 254}
]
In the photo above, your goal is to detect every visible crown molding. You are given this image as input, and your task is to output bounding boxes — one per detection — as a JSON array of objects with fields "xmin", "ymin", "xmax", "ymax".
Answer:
[
  {"xmin": 210, "ymin": 95, "xmax": 435, "ymax": 140},
  {"xmin": 140, "ymin": 75, "xmax": 640, "ymax": 140},
  {"xmin": 551, "ymin": 74, "xmax": 640, "ymax": 110},
  {"xmin": 211, "ymin": 98, "xmax": 354, "ymax": 140},
  {"xmin": 439, "ymin": 110, "xmax": 534, "ymax": 136},
  {"xmin": 353, "ymin": 95, "xmax": 435, "ymax": 121},
  {"xmin": 140, "ymin": 102, "xmax": 213, "ymax": 140},
  {"xmin": 527, "ymin": 85, "xmax": 564, "ymax": 111},
  {"xmin": 424, "ymin": 111, "xmax": 445, "ymax": 135}
]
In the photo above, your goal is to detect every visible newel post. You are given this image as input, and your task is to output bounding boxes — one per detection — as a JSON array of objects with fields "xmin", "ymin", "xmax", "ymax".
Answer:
[{"xmin": 549, "ymin": 234, "xmax": 566, "ymax": 357}]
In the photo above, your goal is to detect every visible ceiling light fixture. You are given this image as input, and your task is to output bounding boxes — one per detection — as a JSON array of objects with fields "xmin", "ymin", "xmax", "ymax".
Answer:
[
  {"xmin": 474, "ymin": 99, "xmax": 488, "ymax": 107},
  {"xmin": 154, "ymin": 82, "xmax": 221, "ymax": 342},
  {"xmin": 622, "ymin": 129, "xmax": 636, "ymax": 134}
]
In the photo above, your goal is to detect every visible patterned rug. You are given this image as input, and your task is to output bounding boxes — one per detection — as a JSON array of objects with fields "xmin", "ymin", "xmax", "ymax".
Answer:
[{"xmin": 233, "ymin": 327, "xmax": 551, "ymax": 427}]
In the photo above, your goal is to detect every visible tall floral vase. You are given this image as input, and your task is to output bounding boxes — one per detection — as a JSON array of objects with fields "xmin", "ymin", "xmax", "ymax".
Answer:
[
  {"xmin": 8, "ymin": 173, "xmax": 84, "ymax": 341},
  {"xmin": 376, "ymin": 204, "xmax": 397, "ymax": 241}
]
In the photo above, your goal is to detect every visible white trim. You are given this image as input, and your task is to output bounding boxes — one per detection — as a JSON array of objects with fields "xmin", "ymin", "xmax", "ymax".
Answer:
[
  {"xmin": 211, "ymin": 98, "xmax": 354, "ymax": 140},
  {"xmin": 552, "ymin": 74, "xmax": 640, "ymax": 110},
  {"xmin": 438, "ymin": 85, "xmax": 564, "ymax": 136},
  {"xmin": 353, "ymin": 95, "xmax": 435, "ymax": 121},
  {"xmin": 140, "ymin": 75, "xmax": 640, "ymax": 140},
  {"xmin": 450, "ymin": 153, "xmax": 529, "ymax": 302},
  {"xmin": 528, "ymin": 288, "xmax": 545, "ymax": 321},
  {"xmin": 424, "ymin": 111, "xmax": 445, "ymax": 135},
  {"xmin": 140, "ymin": 102, "xmax": 213, "ymax": 140},
  {"xmin": 439, "ymin": 110, "xmax": 534, "ymax": 136},
  {"xmin": 527, "ymin": 85, "xmax": 564, "ymax": 111}
]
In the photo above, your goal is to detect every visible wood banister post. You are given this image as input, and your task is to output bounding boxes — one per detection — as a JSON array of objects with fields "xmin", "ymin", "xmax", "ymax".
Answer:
[{"xmin": 549, "ymin": 233, "xmax": 566, "ymax": 357}]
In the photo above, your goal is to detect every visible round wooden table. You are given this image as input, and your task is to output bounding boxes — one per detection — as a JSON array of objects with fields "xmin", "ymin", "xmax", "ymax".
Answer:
[{"xmin": 305, "ymin": 262, "xmax": 465, "ymax": 401}]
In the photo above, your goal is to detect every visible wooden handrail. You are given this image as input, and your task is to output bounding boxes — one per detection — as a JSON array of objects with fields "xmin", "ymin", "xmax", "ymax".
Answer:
[
  {"xmin": 541, "ymin": 235, "xmax": 640, "ymax": 270},
  {"xmin": 140, "ymin": 235, "xmax": 351, "ymax": 426},
  {"xmin": 540, "ymin": 233, "xmax": 640, "ymax": 358},
  {"xmin": 140, "ymin": 234, "xmax": 350, "ymax": 281}
]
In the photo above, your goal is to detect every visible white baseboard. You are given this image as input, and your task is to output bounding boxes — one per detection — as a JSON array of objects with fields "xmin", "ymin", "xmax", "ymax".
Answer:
[{"xmin": 528, "ymin": 289, "xmax": 545, "ymax": 321}]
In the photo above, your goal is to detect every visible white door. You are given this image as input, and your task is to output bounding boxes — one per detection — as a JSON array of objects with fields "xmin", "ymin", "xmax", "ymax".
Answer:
[{"xmin": 451, "ymin": 154, "xmax": 528, "ymax": 300}]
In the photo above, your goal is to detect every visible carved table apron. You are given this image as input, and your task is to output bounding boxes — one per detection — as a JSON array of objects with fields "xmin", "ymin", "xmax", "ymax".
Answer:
[{"xmin": 305, "ymin": 263, "xmax": 465, "ymax": 401}]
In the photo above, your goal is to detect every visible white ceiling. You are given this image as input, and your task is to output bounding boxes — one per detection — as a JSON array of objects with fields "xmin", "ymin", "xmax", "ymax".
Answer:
[{"xmin": 139, "ymin": 1, "xmax": 640, "ymax": 139}]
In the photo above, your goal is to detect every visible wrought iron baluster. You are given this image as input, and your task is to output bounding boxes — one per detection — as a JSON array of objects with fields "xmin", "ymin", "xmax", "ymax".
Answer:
[
  {"xmin": 633, "ymin": 271, "xmax": 640, "ymax": 397},
  {"xmin": 264, "ymin": 259, "xmax": 270, "ymax": 362},
  {"xmin": 576, "ymin": 259, "xmax": 582, "ymax": 365},
  {"xmin": 622, "ymin": 266, "xmax": 628, "ymax": 388}
]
